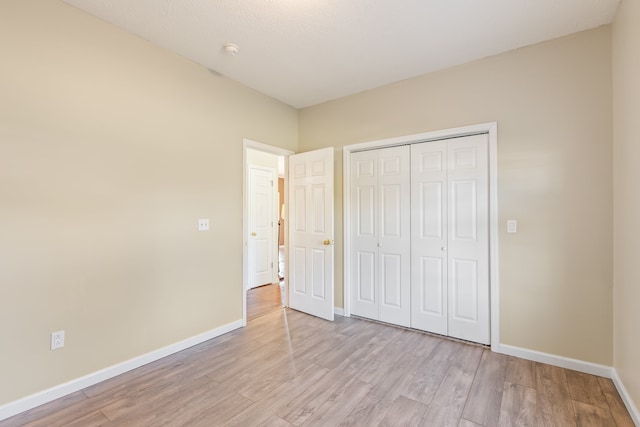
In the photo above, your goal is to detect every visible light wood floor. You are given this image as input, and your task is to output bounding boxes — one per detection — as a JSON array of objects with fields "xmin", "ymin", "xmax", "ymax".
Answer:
[
  {"xmin": 2, "ymin": 309, "xmax": 634, "ymax": 426},
  {"xmin": 247, "ymin": 283, "xmax": 285, "ymax": 322}
]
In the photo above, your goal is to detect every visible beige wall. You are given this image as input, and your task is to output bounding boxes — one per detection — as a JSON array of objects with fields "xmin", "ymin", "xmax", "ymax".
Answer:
[
  {"xmin": 300, "ymin": 27, "xmax": 613, "ymax": 365},
  {"xmin": 0, "ymin": 0, "xmax": 297, "ymax": 405},
  {"xmin": 612, "ymin": 0, "xmax": 640, "ymax": 410}
]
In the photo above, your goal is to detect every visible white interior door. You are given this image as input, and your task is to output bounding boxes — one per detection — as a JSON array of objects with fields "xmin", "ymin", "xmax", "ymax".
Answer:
[
  {"xmin": 350, "ymin": 147, "xmax": 410, "ymax": 327},
  {"xmin": 248, "ymin": 166, "xmax": 276, "ymax": 289},
  {"xmin": 288, "ymin": 147, "xmax": 334, "ymax": 321},
  {"xmin": 447, "ymin": 134, "xmax": 489, "ymax": 344},
  {"xmin": 377, "ymin": 146, "xmax": 411, "ymax": 327},
  {"xmin": 411, "ymin": 141, "xmax": 449, "ymax": 335}
]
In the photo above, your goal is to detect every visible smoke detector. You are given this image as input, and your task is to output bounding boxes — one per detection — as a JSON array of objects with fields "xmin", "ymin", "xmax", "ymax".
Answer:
[{"xmin": 223, "ymin": 43, "xmax": 239, "ymax": 56}]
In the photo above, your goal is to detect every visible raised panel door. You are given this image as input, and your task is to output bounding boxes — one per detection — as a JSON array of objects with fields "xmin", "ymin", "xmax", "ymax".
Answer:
[
  {"xmin": 248, "ymin": 166, "xmax": 276, "ymax": 289},
  {"xmin": 447, "ymin": 134, "xmax": 489, "ymax": 344},
  {"xmin": 410, "ymin": 141, "xmax": 448, "ymax": 335},
  {"xmin": 288, "ymin": 148, "xmax": 334, "ymax": 321},
  {"xmin": 377, "ymin": 146, "xmax": 411, "ymax": 327},
  {"xmin": 350, "ymin": 150, "xmax": 379, "ymax": 320}
]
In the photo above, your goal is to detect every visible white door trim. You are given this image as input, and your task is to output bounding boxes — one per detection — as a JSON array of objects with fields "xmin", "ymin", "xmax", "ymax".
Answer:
[
  {"xmin": 342, "ymin": 122, "xmax": 500, "ymax": 349},
  {"xmin": 243, "ymin": 139, "xmax": 294, "ymax": 327}
]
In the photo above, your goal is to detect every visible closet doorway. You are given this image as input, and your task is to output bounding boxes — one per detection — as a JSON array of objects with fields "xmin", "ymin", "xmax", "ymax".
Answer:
[{"xmin": 343, "ymin": 123, "xmax": 499, "ymax": 347}]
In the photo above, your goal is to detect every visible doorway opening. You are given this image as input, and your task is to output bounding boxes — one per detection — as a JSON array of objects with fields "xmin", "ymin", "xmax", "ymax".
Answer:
[
  {"xmin": 247, "ymin": 172, "xmax": 286, "ymax": 322},
  {"xmin": 243, "ymin": 140, "xmax": 293, "ymax": 325}
]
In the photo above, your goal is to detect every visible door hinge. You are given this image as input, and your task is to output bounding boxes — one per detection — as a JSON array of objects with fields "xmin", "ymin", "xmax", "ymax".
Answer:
[{"xmin": 271, "ymin": 262, "xmax": 274, "ymax": 268}]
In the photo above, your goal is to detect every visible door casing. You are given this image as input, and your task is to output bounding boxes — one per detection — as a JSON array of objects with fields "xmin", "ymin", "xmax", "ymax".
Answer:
[{"xmin": 342, "ymin": 122, "xmax": 500, "ymax": 349}]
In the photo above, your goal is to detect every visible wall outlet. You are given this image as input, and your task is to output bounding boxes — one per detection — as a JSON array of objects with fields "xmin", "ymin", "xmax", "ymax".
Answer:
[
  {"xmin": 198, "ymin": 218, "xmax": 209, "ymax": 231},
  {"xmin": 51, "ymin": 330, "xmax": 65, "ymax": 350}
]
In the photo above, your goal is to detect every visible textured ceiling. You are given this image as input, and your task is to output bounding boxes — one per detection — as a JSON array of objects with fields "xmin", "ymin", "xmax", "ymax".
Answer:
[{"xmin": 61, "ymin": 0, "xmax": 620, "ymax": 108}]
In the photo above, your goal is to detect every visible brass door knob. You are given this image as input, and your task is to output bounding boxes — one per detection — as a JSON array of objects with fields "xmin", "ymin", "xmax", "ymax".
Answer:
[
  {"xmin": 323, "ymin": 240, "xmax": 331, "ymax": 246},
  {"xmin": 251, "ymin": 232, "xmax": 257, "ymax": 236}
]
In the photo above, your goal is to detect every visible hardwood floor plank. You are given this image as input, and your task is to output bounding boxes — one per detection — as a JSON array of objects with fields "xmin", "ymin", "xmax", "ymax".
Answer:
[
  {"xmin": 294, "ymin": 329, "xmax": 349, "ymax": 364},
  {"xmin": 458, "ymin": 419, "xmax": 483, "ymax": 427},
  {"xmin": 102, "ymin": 375, "xmax": 221, "ymax": 425},
  {"xmin": 497, "ymin": 381, "xmax": 537, "ymax": 427},
  {"xmin": 597, "ymin": 377, "xmax": 636, "ymax": 427},
  {"xmin": 226, "ymin": 363, "xmax": 329, "ymax": 427},
  {"xmin": 21, "ymin": 391, "xmax": 116, "ymax": 427},
  {"xmin": 313, "ymin": 322, "xmax": 380, "ymax": 370},
  {"xmin": 337, "ymin": 342, "xmax": 431, "ymax": 426},
  {"xmin": 354, "ymin": 329, "xmax": 420, "ymax": 385},
  {"xmin": 573, "ymin": 400, "xmax": 616, "ymax": 427},
  {"xmin": 340, "ymin": 338, "xmax": 459, "ymax": 427},
  {"xmin": 379, "ymin": 395, "xmax": 428, "ymax": 427},
  {"xmin": 235, "ymin": 353, "xmax": 316, "ymax": 402},
  {"xmin": 505, "ymin": 356, "xmax": 536, "ymax": 388},
  {"xmin": 177, "ymin": 392, "xmax": 255, "ymax": 427},
  {"xmin": 198, "ymin": 343, "xmax": 287, "ymax": 383},
  {"xmin": 372, "ymin": 351, "xmax": 425, "ymax": 400},
  {"xmin": 276, "ymin": 369, "xmax": 354, "ymax": 425},
  {"xmin": 535, "ymin": 363, "xmax": 576, "ymax": 427},
  {"xmin": 97, "ymin": 364, "xmax": 216, "ymax": 422},
  {"xmin": 299, "ymin": 377, "xmax": 372, "ymax": 426},
  {"xmin": 252, "ymin": 415, "xmax": 293, "ymax": 427},
  {"xmin": 566, "ymin": 370, "xmax": 609, "ymax": 410},
  {"xmin": 63, "ymin": 411, "xmax": 110, "ymax": 427},
  {"xmin": 337, "ymin": 393, "xmax": 395, "ymax": 427},
  {"xmin": 332, "ymin": 325, "xmax": 402, "ymax": 380},
  {"xmin": 420, "ymin": 344, "xmax": 483, "ymax": 427},
  {"xmin": 462, "ymin": 350, "xmax": 508, "ymax": 426},
  {"xmin": 0, "ymin": 391, "xmax": 88, "ymax": 427},
  {"xmin": 402, "ymin": 339, "xmax": 458, "ymax": 405}
]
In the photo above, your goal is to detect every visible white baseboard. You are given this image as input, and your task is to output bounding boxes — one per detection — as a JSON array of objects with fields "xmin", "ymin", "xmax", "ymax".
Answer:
[
  {"xmin": 494, "ymin": 343, "xmax": 613, "ymax": 378},
  {"xmin": 612, "ymin": 369, "xmax": 640, "ymax": 426},
  {"xmin": 334, "ymin": 307, "xmax": 345, "ymax": 316},
  {"xmin": 0, "ymin": 320, "xmax": 243, "ymax": 422}
]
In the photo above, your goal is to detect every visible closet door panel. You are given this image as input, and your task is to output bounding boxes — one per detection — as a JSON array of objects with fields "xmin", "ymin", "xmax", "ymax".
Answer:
[
  {"xmin": 447, "ymin": 134, "xmax": 490, "ymax": 345},
  {"xmin": 410, "ymin": 141, "xmax": 448, "ymax": 335},
  {"xmin": 378, "ymin": 146, "xmax": 411, "ymax": 327},
  {"xmin": 350, "ymin": 151, "xmax": 380, "ymax": 319}
]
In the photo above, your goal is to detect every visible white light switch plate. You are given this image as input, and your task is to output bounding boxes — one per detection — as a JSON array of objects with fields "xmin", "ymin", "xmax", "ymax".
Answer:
[
  {"xmin": 507, "ymin": 220, "xmax": 517, "ymax": 233},
  {"xmin": 198, "ymin": 219, "xmax": 209, "ymax": 231}
]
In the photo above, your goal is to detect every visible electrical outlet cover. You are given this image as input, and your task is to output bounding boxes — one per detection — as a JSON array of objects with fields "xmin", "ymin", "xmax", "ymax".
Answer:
[
  {"xmin": 198, "ymin": 218, "xmax": 209, "ymax": 231},
  {"xmin": 51, "ymin": 330, "xmax": 65, "ymax": 350}
]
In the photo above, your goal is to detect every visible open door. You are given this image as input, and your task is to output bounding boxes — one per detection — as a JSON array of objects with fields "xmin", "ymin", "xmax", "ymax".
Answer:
[
  {"xmin": 248, "ymin": 165, "xmax": 277, "ymax": 289},
  {"xmin": 288, "ymin": 147, "xmax": 334, "ymax": 321}
]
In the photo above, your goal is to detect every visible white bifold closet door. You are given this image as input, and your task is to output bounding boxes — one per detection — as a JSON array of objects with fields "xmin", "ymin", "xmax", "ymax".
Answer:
[
  {"xmin": 350, "ymin": 145, "xmax": 411, "ymax": 327},
  {"xmin": 411, "ymin": 134, "xmax": 489, "ymax": 344}
]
